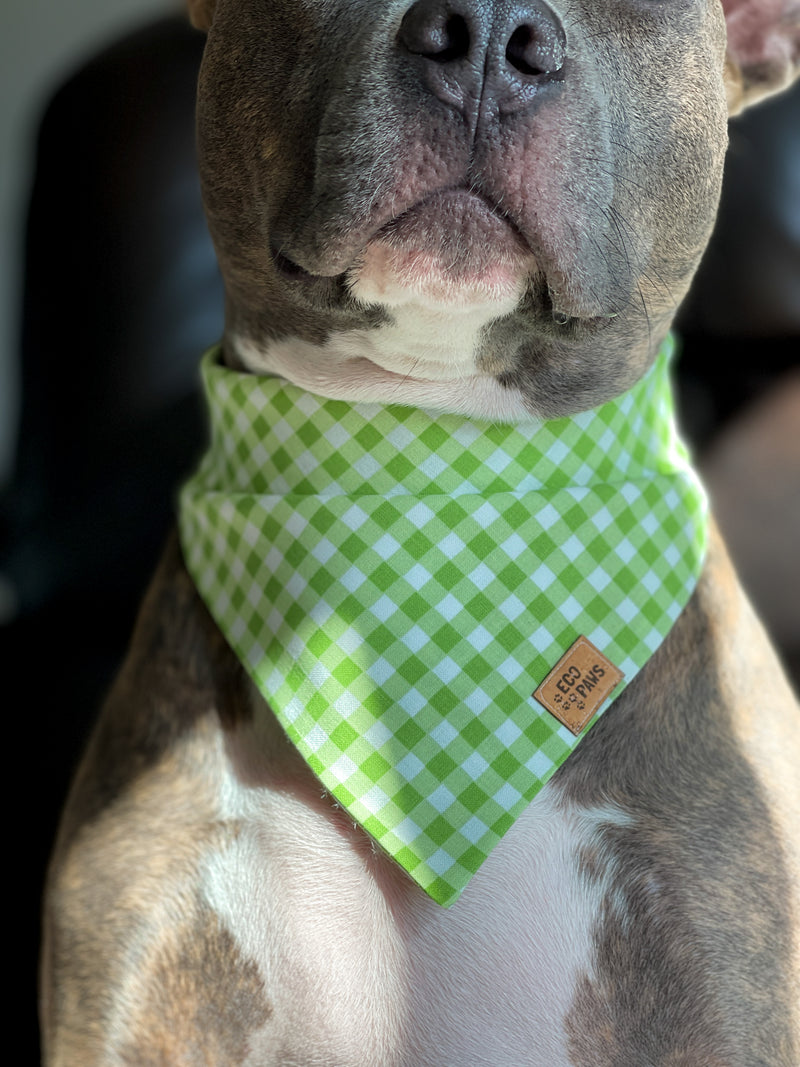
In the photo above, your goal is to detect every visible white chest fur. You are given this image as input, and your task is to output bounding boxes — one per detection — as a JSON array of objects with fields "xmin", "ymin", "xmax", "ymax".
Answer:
[{"xmin": 200, "ymin": 693, "xmax": 631, "ymax": 1067}]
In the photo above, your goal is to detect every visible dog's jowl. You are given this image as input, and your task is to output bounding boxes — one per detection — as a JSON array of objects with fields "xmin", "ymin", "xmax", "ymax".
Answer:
[{"xmin": 42, "ymin": 1, "xmax": 800, "ymax": 1065}]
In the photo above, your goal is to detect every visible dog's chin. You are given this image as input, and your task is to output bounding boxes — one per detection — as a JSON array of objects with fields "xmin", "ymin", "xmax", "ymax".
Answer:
[
  {"xmin": 254, "ymin": 193, "xmax": 557, "ymax": 417},
  {"xmin": 347, "ymin": 239, "xmax": 535, "ymax": 311},
  {"xmin": 346, "ymin": 189, "xmax": 537, "ymax": 312}
]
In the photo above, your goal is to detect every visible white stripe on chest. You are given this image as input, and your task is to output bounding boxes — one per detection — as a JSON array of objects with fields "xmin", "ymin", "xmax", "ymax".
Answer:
[{"xmin": 201, "ymin": 697, "xmax": 631, "ymax": 1066}]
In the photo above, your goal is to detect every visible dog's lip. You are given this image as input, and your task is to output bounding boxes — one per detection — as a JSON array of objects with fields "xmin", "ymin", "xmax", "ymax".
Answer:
[
  {"xmin": 375, "ymin": 186, "xmax": 531, "ymax": 250},
  {"xmin": 271, "ymin": 245, "xmax": 316, "ymax": 281},
  {"xmin": 270, "ymin": 185, "xmax": 531, "ymax": 281},
  {"xmin": 269, "ymin": 193, "xmax": 622, "ymax": 326}
]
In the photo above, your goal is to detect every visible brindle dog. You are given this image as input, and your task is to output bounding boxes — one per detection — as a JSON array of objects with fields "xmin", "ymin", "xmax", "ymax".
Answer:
[{"xmin": 42, "ymin": 1, "xmax": 799, "ymax": 1064}]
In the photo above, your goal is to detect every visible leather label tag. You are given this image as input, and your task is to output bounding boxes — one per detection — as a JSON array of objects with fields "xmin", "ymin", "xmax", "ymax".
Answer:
[{"xmin": 533, "ymin": 636, "xmax": 624, "ymax": 735}]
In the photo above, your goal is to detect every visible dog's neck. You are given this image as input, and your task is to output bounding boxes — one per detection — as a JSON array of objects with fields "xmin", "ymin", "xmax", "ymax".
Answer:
[
  {"xmin": 227, "ymin": 286, "xmax": 562, "ymax": 421},
  {"xmin": 179, "ymin": 334, "xmax": 708, "ymax": 904}
]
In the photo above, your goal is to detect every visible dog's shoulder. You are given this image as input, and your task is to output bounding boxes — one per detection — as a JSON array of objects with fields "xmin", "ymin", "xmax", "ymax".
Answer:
[
  {"xmin": 556, "ymin": 522, "xmax": 800, "ymax": 1061},
  {"xmin": 41, "ymin": 535, "xmax": 271, "ymax": 1063}
]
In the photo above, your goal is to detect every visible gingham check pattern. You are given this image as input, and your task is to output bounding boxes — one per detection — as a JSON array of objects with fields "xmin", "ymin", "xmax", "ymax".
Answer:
[{"xmin": 179, "ymin": 336, "xmax": 707, "ymax": 905}]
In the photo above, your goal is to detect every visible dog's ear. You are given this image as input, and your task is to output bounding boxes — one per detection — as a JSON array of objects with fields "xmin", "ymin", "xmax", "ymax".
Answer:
[
  {"xmin": 187, "ymin": 0, "xmax": 216, "ymax": 32},
  {"xmin": 722, "ymin": 0, "xmax": 800, "ymax": 113}
]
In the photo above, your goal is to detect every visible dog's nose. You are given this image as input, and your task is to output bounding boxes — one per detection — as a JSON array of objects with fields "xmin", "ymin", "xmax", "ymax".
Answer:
[{"xmin": 397, "ymin": 0, "xmax": 566, "ymax": 115}]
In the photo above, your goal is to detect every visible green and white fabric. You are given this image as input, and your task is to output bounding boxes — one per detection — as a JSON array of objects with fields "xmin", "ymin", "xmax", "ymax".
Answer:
[{"xmin": 179, "ymin": 336, "xmax": 707, "ymax": 906}]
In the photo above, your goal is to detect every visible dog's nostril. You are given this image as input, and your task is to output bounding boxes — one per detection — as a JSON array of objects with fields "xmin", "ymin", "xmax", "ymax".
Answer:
[
  {"xmin": 432, "ymin": 15, "xmax": 470, "ymax": 62},
  {"xmin": 507, "ymin": 26, "xmax": 544, "ymax": 76},
  {"xmin": 506, "ymin": 17, "xmax": 565, "ymax": 78},
  {"xmin": 399, "ymin": 3, "xmax": 471, "ymax": 63}
]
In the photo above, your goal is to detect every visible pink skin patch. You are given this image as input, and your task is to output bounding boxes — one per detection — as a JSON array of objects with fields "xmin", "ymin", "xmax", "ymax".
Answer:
[{"xmin": 348, "ymin": 189, "xmax": 538, "ymax": 309}]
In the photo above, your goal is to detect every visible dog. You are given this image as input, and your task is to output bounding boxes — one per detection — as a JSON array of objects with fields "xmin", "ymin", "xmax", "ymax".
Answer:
[{"xmin": 41, "ymin": 0, "xmax": 800, "ymax": 1063}]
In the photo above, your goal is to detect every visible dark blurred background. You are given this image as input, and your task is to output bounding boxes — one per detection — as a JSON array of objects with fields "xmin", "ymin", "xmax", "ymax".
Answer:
[{"xmin": 0, "ymin": 11, "xmax": 797, "ymax": 1060}]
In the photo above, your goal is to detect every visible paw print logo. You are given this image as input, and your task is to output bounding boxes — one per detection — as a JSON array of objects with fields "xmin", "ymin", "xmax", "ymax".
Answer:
[{"xmin": 553, "ymin": 693, "xmax": 563, "ymax": 705}]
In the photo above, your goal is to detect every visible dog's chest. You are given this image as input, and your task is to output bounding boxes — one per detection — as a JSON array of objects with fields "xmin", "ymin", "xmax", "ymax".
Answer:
[{"xmin": 201, "ymin": 707, "xmax": 626, "ymax": 1066}]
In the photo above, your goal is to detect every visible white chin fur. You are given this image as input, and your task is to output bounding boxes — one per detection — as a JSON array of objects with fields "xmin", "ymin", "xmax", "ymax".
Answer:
[
  {"xmin": 347, "ymin": 240, "xmax": 538, "ymax": 312},
  {"xmin": 233, "ymin": 276, "xmax": 541, "ymax": 422}
]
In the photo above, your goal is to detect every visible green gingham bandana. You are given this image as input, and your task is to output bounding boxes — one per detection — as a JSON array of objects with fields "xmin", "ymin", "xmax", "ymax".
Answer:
[{"xmin": 179, "ymin": 336, "xmax": 707, "ymax": 906}]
